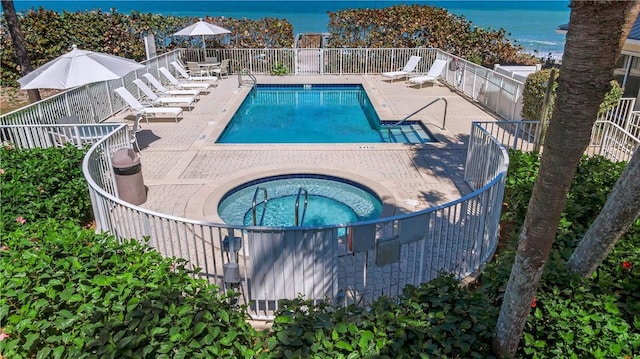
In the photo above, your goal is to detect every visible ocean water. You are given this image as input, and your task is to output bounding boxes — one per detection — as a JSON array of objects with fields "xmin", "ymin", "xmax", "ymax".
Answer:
[{"xmin": 11, "ymin": 0, "xmax": 570, "ymax": 56}]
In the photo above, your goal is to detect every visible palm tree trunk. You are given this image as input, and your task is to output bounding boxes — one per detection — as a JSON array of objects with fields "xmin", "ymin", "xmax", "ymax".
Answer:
[
  {"xmin": 566, "ymin": 147, "xmax": 640, "ymax": 276},
  {"xmin": 493, "ymin": 1, "xmax": 640, "ymax": 357},
  {"xmin": 1, "ymin": 0, "xmax": 41, "ymax": 102}
]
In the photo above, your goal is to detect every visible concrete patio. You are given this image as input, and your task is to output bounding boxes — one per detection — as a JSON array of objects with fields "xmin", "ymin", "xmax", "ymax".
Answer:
[{"xmin": 107, "ymin": 74, "xmax": 500, "ymax": 224}]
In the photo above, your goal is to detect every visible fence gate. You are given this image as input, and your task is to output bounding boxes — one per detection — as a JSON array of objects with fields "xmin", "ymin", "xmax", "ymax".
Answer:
[{"xmin": 295, "ymin": 34, "xmax": 324, "ymax": 75}]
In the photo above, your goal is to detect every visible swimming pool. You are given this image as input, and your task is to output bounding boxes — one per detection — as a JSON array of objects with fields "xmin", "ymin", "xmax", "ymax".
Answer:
[
  {"xmin": 217, "ymin": 174, "xmax": 383, "ymax": 227},
  {"xmin": 216, "ymin": 84, "xmax": 435, "ymax": 143}
]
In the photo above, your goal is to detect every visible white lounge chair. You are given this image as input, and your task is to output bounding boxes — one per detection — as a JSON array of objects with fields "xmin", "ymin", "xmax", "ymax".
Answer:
[
  {"xmin": 407, "ymin": 59, "xmax": 448, "ymax": 88},
  {"xmin": 382, "ymin": 55, "xmax": 422, "ymax": 81},
  {"xmin": 142, "ymin": 73, "xmax": 202, "ymax": 98},
  {"xmin": 114, "ymin": 87, "xmax": 183, "ymax": 124},
  {"xmin": 158, "ymin": 67, "xmax": 211, "ymax": 92},
  {"xmin": 170, "ymin": 61, "xmax": 219, "ymax": 86},
  {"xmin": 132, "ymin": 79, "xmax": 196, "ymax": 110}
]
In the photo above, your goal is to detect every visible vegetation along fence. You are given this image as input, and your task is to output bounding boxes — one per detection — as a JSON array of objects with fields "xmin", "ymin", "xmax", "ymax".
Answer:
[{"xmin": 2, "ymin": 47, "xmax": 638, "ymax": 319}]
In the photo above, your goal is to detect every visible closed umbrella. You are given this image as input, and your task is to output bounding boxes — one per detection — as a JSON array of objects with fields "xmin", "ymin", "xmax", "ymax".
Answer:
[
  {"xmin": 173, "ymin": 20, "xmax": 231, "ymax": 49},
  {"xmin": 18, "ymin": 45, "xmax": 144, "ymax": 90}
]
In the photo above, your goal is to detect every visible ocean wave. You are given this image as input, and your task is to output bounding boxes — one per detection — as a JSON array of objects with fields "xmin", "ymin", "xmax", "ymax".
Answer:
[
  {"xmin": 520, "ymin": 39, "xmax": 561, "ymax": 46},
  {"xmin": 522, "ymin": 50, "xmax": 564, "ymax": 60}
]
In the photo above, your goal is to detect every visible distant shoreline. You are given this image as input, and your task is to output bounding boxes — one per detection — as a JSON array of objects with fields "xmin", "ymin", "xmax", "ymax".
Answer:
[{"xmin": 11, "ymin": 1, "xmax": 570, "ymax": 55}]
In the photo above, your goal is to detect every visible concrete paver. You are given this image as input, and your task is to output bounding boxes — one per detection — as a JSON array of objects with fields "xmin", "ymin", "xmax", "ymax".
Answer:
[{"xmin": 116, "ymin": 74, "xmax": 499, "ymax": 223}]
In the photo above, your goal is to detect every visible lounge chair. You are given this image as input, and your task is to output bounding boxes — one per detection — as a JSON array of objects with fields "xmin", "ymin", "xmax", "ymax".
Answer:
[
  {"xmin": 114, "ymin": 87, "xmax": 183, "ymax": 124},
  {"xmin": 158, "ymin": 67, "xmax": 212, "ymax": 92},
  {"xmin": 170, "ymin": 61, "xmax": 219, "ymax": 86},
  {"xmin": 407, "ymin": 59, "xmax": 448, "ymax": 88},
  {"xmin": 132, "ymin": 79, "xmax": 196, "ymax": 110},
  {"xmin": 211, "ymin": 59, "xmax": 230, "ymax": 79},
  {"xmin": 382, "ymin": 56, "xmax": 422, "ymax": 81},
  {"xmin": 141, "ymin": 73, "xmax": 202, "ymax": 98}
]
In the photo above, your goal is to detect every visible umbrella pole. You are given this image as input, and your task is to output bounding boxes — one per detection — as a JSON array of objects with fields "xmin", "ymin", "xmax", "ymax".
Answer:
[{"xmin": 202, "ymin": 35, "xmax": 206, "ymax": 61}]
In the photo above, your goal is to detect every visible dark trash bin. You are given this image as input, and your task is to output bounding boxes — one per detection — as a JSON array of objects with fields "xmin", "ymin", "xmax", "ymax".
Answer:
[{"xmin": 112, "ymin": 148, "xmax": 146, "ymax": 205}]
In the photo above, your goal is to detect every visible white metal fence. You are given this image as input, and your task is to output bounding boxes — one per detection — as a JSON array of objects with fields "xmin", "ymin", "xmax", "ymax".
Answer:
[
  {"xmin": 180, "ymin": 47, "xmax": 525, "ymax": 120},
  {"xmin": 2, "ymin": 47, "xmax": 526, "ymax": 127},
  {"xmin": 0, "ymin": 118, "xmax": 510, "ymax": 319},
  {"xmin": 75, "ymin": 119, "xmax": 508, "ymax": 319}
]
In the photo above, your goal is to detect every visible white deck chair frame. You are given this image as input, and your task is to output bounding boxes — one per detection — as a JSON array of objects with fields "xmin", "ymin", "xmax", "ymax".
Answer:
[
  {"xmin": 382, "ymin": 55, "xmax": 422, "ymax": 81},
  {"xmin": 114, "ymin": 87, "xmax": 183, "ymax": 124},
  {"xmin": 170, "ymin": 62, "xmax": 219, "ymax": 86},
  {"xmin": 132, "ymin": 79, "xmax": 196, "ymax": 110},
  {"xmin": 158, "ymin": 67, "xmax": 211, "ymax": 92},
  {"xmin": 407, "ymin": 59, "xmax": 448, "ymax": 88},
  {"xmin": 142, "ymin": 73, "xmax": 201, "ymax": 98}
]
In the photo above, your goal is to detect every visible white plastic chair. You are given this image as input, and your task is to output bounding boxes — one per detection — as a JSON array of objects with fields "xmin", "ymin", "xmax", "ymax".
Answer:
[
  {"xmin": 407, "ymin": 59, "xmax": 448, "ymax": 88},
  {"xmin": 113, "ymin": 87, "xmax": 183, "ymax": 124},
  {"xmin": 132, "ymin": 79, "xmax": 195, "ymax": 110},
  {"xmin": 130, "ymin": 113, "xmax": 143, "ymax": 154},
  {"xmin": 170, "ymin": 61, "xmax": 219, "ymax": 86},
  {"xmin": 141, "ymin": 73, "xmax": 201, "ymax": 98},
  {"xmin": 211, "ymin": 59, "xmax": 230, "ymax": 79},
  {"xmin": 382, "ymin": 56, "xmax": 422, "ymax": 81},
  {"xmin": 158, "ymin": 67, "xmax": 211, "ymax": 92}
]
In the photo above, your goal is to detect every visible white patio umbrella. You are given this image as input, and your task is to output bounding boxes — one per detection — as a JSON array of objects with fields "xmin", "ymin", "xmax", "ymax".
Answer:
[
  {"xmin": 18, "ymin": 45, "xmax": 144, "ymax": 90},
  {"xmin": 173, "ymin": 20, "xmax": 231, "ymax": 49},
  {"xmin": 18, "ymin": 45, "xmax": 145, "ymax": 121}
]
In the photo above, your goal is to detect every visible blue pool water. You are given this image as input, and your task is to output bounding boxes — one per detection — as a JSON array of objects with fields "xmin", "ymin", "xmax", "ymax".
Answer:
[
  {"xmin": 217, "ymin": 175, "xmax": 382, "ymax": 227},
  {"xmin": 216, "ymin": 84, "xmax": 435, "ymax": 144}
]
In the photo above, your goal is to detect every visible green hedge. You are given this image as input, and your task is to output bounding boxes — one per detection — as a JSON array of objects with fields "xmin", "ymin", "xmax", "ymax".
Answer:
[
  {"xmin": 1, "ymin": 145, "xmax": 637, "ymax": 358},
  {"xmin": 0, "ymin": 8, "xmax": 293, "ymax": 86},
  {"xmin": 327, "ymin": 4, "xmax": 537, "ymax": 67},
  {"xmin": 0, "ymin": 143, "xmax": 93, "ymax": 233},
  {"xmin": 521, "ymin": 70, "xmax": 623, "ymax": 121},
  {"xmin": 0, "ymin": 220, "xmax": 259, "ymax": 358}
]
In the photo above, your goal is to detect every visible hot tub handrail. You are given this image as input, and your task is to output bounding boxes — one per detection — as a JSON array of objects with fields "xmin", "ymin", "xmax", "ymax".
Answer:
[
  {"xmin": 251, "ymin": 187, "xmax": 268, "ymax": 226},
  {"xmin": 294, "ymin": 187, "xmax": 309, "ymax": 226}
]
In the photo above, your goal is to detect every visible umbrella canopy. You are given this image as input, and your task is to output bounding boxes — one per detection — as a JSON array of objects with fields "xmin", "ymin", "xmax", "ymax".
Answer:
[
  {"xmin": 173, "ymin": 20, "xmax": 231, "ymax": 48},
  {"xmin": 18, "ymin": 45, "xmax": 145, "ymax": 90}
]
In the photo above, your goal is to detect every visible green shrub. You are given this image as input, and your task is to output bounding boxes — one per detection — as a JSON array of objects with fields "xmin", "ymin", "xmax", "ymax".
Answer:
[
  {"xmin": 0, "ymin": 219, "xmax": 260, "ymax": 358},
  {"xmin": 521, "ymin": 70, "xmax": 622, "ymax": 121},
  {"xmin": 521, "ymin": 69, "xmax": 558, "ymax": 121},
  {"xmin": 1, "ymin": 9, "xmax": 293, "ymax": 86},
  {"xmin": 499, "ymin": 150, "xmax": 639, "ymax": 358},
  {"xmin": 266, "ymin": 276, "xmax": 497, "ymax": 358},
  {"xmin": 0, "ymin": 143, "xmax": 93, "ymax": 232},
  {"xmin": 327, "ymin": 4, "xmax": 537, "ymax": 66},
  {"xmin": 270, "ymin": 63, "xmax": 288, "ymax": 76}
]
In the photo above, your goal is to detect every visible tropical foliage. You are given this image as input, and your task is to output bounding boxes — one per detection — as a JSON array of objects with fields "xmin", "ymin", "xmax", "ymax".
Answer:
[
  {"xmin": 521, "ymin": 69, "xmax": 623, "ymax": 121},
  {"xmin": 0, "ymin": 142, "xmax": 93, "ymax": 233},
  {"xmin": 1, "ymin": 144, "xmax": 637, "ymax": 358},
  {"xmin": 0, "ymin": 220, "xmax": 259, "ymax": 359},
  {"xmin": 327, "ymin": 4, "xmax": 538, "ymax": 66},
  {"xmin": 0, "ymin": 8, "xmax": 293, "ymax": 86}
]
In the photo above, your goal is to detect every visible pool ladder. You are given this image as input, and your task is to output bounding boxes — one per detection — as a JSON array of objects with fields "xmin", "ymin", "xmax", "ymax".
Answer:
[
  {"xmin": 238, "ymin": 68, "xmax": 257, "ymax": 89},
  {"xmin": 250, "ymin": 187, "xmax": 309, "ymax": 226},
  {"xmin": 251, "ymin": 187, "xmax": 268, "ymax": 226},
  {"xmin": 294, "ymin": 188, "xmax": 308, "ymax": 226}
]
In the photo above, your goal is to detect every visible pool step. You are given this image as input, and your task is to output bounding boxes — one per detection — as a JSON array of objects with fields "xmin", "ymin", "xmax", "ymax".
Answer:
[{"xmin": 380, "ymin": 122, "xmax": 434, "ymax": 144}]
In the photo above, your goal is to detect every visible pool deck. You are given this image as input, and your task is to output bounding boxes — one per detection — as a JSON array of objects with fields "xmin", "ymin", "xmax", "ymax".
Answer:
[{"xmin": 108, "ymin": 74, "xmax": 500, "ymax": 221}]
